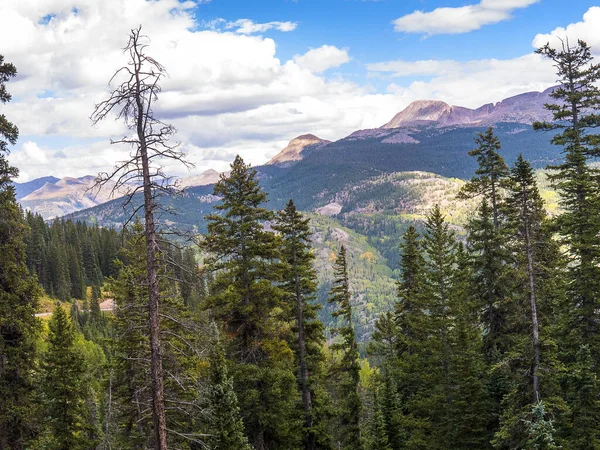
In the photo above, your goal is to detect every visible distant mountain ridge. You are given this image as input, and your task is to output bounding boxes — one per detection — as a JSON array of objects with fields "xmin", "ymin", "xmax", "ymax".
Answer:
[
  {"xmin": 268, "ymin": 134, "xmax": 330, "ymax": 166},
  {"xmin": 20, "ymin": 86, "xmax": 559, "ymax": 220},
  {"xmin": 382, "ymin": 86, "xmax": 555, "ymax": 128}
]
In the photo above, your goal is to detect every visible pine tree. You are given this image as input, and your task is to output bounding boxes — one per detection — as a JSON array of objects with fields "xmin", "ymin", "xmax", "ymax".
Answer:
[
  {"xmin": 448, "ymin": 243, "xmax": 492, "ymax": 449},
  {"xmin": 206, "ymin": 324, "xmax": 252, "ymax": 450},
  {"xmin": 40, "ymin": 304, "xmax": 92, "ymax": 450},
  {"xmin": 534, "ymin": 39, "xmax": 600, "ymax": 362},
  {"xmin": 534, "ymin": 39, "xmax": 600, "ymax": 447},
  {"xmin": 458, "ymin": 127, "xmax": 509, "ymax": 227},
  {"xmin": 203, "ymin": 156, "xmax": 301, "ymax": 450},
  {"xmin": 390, "ymin": 225, "xmax": 430, "ymax": 449},
  {"xmin": 109, "ymin": 223, "xmax": 205, "ymax": 449},
  {"xmin": 419, "ymin": 205, "xmax": 457, "ymax": 448},
  {"xmin": 0, "ymin": 53, "xmax": 41, "ymax": 450},
  {"xmin": 365, "ymin": 386, "xmax": 391, "ymax": 450},
  {"xmin": 328, "ymin": 246, "xmax": 362, "ymax": 450},
  {"xmin": 274, "ymin": 199, "xmax": 329, "ymax": 450},
  {"xmin": 394, "ymin": 224, "xmax": 425, "ymax": 352}
]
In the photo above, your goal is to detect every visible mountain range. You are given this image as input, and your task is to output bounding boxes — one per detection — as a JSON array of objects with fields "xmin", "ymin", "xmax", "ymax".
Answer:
[{"xmin": 15, "ymin": 86, "xmax": 562, "ymax": 339}]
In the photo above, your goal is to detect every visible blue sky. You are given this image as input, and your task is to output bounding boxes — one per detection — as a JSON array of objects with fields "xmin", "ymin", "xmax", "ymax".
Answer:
[{"xmin": 1, "ymin": 0, "xmax": 599, "ymax": 181}]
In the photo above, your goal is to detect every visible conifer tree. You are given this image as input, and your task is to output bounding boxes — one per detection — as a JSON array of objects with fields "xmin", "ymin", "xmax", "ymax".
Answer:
[
  {"xmin": 206, "ymin": 325, "xmax": 252, "ymax": 450},
  {"xmin": 394, "ymin": 224, "xmax": 425, "ymax": 350},
  {"xmin": 109, "ymin": 223, "xmax": 205, "ymax": 449},
  {"xmin": 203, "ymin": 156, "xmax": 301, "ymax": 450},
  {"xmin": 0, "ymin": 54, "xmax": 41, "ymax": 450},
  {"xmin": 328, "ymin": 246, "xmax": 362, "ymax": 450},
  {"xmin": 274, "ymin": 199, "xmax": 329, "ymax": 450},
  {"xmin": 534, "ymin": 40, "xmax": 600, "ymax": 446},
  {"xmin": 419, "ymin": 205, "xmax": 457, "ymax": 448},
  {"xmin": 458, "ymin": 127, "xmax": 509, "ymax": 227},
  {"xmin": 40, "ymin": 304, "xmax": 92, "ymax": 450},
  {"xmin": 448, "ymin": 244, "xmax": 492, "ymax": 449},
  {"xmin": 534, "ymin": 39, "xmax": 600, "ymax": 363}
]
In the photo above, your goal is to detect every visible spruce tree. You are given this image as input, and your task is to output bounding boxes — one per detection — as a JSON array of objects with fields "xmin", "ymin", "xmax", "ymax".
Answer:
[
  {"xmin": 0, "ymin": 54, "xmax": 41, "ymax": 450},
  {"xmin": 109, "ymin": 223, "xmax": 205, "ymax": 449},
  {"xmin": 274, "ymin": 199, "xmax": 329, "ymax": 450},
  {"xmin": 206, "ymin": 325, "xmax": 252, "ymax": 450},
  {"xmin": 419, "ymin": 205, "xmax": 457, "ymax": 448},
  {"xmin": 203, "ymin": 156, "xmax": 301, "ymax": 450},
  {"xmin": 458, "ymin": 127, "xmax": 509, "ymax": 227},
  {"xmin": 328, "ymin": 246, "xmax": 362, "ymax": 450},
  {"xmin": 40, "ymin": 304, "xmax": 92, "ymax": 450},
  {"xmin": 534, "ymin": 40, "xmax": 600, "ymax": 446},
  {"xmin": 448, "ymin": 243, "xmax": 492, "ymax": 449},
  {"xmin": 534, "ymin": 39, "xmax": 600, "ymax": 362}
]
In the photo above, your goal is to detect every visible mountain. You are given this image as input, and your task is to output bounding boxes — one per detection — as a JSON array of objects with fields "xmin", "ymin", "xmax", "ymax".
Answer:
[
  {"xmin": 59, "ymin": 86, "xmax": 565, "ymax": 340},
  {"xmin": 382, "ymin": 86, "xmax": 555, "ymax": 128},
  {"xmin": 19, "ymin": 175, "xmax": 129, "ymax": 219},
  {"xmin": 268, "ymin": 134, "xmax": 330, "ymax": 166},
  {"xmin": 180, "ymin": 169, "xmax": 223, "ymax": 188},
  {"xmin": 14, "ymin": 176, "xmax": 60, "ymax": 200}
]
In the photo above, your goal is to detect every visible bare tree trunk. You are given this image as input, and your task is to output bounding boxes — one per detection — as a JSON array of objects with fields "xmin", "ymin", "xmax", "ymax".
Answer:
[
  {"xmin": 524, "ymin": 215, "xmax": 541, "ymax": 403},
  {"xmin": 133, "ymin": 48, "xmax": 168, "ymax": 448},
  {"xmin": 91, "ymin": 26, "xmax": 193, "ymax": 449}
]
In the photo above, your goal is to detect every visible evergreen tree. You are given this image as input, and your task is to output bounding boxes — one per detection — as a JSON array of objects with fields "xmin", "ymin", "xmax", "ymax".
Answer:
[
  {"xmin": 203, "ymin": 156, "xmax": 301, "ymax": 450},
  {"xmin": 274, "ymin": 199, "xmax": 330, "ymax": 450},
  {"xmin": 109, "ymin": 223, "xmax": 205, "ymax": 449},
  {"xmin": 394, "ymin": 224, "xmax": 425, "ymax": 352},
  {"xmin": 206, "ymin": 325, "xmax": 252, "ymax": 450},
  {"xmin": 0, "ymin": 54, "xmax": 41, "ymax": 450},
  {"xmin": 534, "ymin": 39, "xmax": 600, "ymax": 363},
  {"xmin": 40, "ymin": 304, "xmax": 92, "ymax": 450},
  {"xmin": 448, "ymin": 244, "xmax": 492, "ymax": 449},
  {"xmin": 328, "ymin": 246, "xmax": 362, "ymax": 450},
  {"xmin": 418, "ymin": 205, "xmax": 457, "ymax": 448},
  {"xmin": 458, "ymin": 127, "xmax": 509, "ymax": 227},
  {"xmin": 534, "ymin": 39, "xmax": 600, "ymax": 447}
]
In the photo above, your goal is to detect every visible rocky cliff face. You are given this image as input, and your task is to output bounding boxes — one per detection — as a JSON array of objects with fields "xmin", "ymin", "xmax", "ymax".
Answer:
[
  {"xmin": 268, "ymin": 134, "xmax": 330, "ymax": 166},
  {"xmin": 381, "ymin": 86, "xmax": 555, "ymax": 129}
]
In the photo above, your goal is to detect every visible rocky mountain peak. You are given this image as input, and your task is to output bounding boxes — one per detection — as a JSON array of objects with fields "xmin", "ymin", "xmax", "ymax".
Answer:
[
  {"xmin": 382, "ymin": 100, "xmax": 452, "ymax": 128},
  {"xmin": 268, "ymin": 134, "xmax": 330, "ymax": 165},
  {"xmin": 382, "ymin": 87, "xmax": 556, "ymax": 129}
]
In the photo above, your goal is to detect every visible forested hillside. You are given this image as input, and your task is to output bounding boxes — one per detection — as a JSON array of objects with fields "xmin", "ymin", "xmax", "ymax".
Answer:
[{"xmin": 4, "ymin": 30, "xmax": 600, "ymax": 450}]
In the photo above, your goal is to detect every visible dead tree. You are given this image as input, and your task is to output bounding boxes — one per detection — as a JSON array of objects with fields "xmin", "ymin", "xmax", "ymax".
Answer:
[{"xmin": 91, "ymin": 26, "xmax": 192, "ymax": 450}]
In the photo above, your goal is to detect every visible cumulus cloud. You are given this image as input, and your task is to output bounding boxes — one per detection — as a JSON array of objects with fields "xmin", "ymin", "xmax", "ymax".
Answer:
[
  {"xmin": 394, "ymin": 0, "xmax": 540, "ymax": 35},
  {"xmin": 293, "ymin": 46, "xmax": 351, "ymax": 73},
  {"xmin": 1, "ymin": 1, "xmax": 598, "ymax": 183},
  {"xmin": 225, "ymin": 19, "xmax": 298, "ymax": 34},
  {"xmin": 532, "ymin": 6, "xmax": 600, "ymax": 50}
]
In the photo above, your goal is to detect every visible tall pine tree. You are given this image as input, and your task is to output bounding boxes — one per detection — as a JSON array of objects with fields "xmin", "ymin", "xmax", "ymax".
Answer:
[
  {"xmin": 274, "ymin": 199, "xmax": 330, "ymax": 450},
  {"xmin": 203, "ymin": 156, "xmax": 301, "ymax": 450},
  {"xmin": 0, "ymin": 54, "xmax": 41, "ymax": 450},
  {"xmin": 328, "ymin": 246, "xmax": 362, "ymax": 450}
]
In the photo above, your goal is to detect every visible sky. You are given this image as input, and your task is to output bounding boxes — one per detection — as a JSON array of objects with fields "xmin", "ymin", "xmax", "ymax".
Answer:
[{"xmin": 1, "ymin": 0, "xmax": 600, "ymax": 182}]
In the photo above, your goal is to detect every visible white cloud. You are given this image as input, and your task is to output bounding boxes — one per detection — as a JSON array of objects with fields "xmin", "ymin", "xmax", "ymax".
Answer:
[
  {"xmin": 394, "ymin": 0, "xmax": 540, "ymax": 35},
  {"xmin": 293, "ymin": 46, "xmax": 351, "ymax": 73},
  {"xmin": 225, "ymin": 19, "xmax": 297, "ymax": 34},
  {"xmin": 2, "ymin": 1, "xmax": 599, "ymax": 184},
  {"xmin": 532, "ymin": 6, "xmax": 600, "ymax": 50}
]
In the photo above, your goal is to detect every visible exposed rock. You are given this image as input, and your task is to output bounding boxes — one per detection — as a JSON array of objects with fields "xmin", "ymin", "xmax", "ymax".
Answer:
[
  {"xmin": 316, "ymin": 202, "xmax": 343, "ymax": 216},
  {"xmin": 268, "ymin": 134, "xmax": 330, "ymax": 165},
  {"xmin": 382, "ymin": 86, "xmax": 556, "ymax": 129}
]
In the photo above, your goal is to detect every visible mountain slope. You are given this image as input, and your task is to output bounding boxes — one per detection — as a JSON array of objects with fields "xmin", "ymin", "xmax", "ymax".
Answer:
[
  {"xmin": 14, "ymin": 176, "xmax": 60, "ymax": 200},
  {"xmin": 268, "ymin": 134, "xmax": 330, "ymax": 166},
  {"xmin": 382, "ymin": 86, "xmax": 555, "ymax": 128}
]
